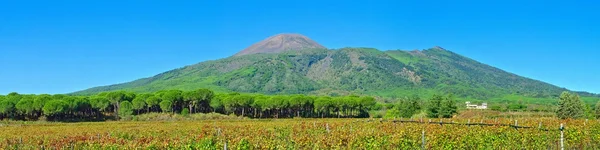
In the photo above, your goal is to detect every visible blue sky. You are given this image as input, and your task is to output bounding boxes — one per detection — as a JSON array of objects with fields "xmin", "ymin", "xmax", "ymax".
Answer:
[{"xmin": 0, "ymin": 0, "xmax": 598, "ymax": 94}]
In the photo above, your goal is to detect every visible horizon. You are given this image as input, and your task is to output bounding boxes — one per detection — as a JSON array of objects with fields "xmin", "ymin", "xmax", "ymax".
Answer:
[{"xmin": 1, "ymin": 0, "xmax": 599, "ymax": 95}]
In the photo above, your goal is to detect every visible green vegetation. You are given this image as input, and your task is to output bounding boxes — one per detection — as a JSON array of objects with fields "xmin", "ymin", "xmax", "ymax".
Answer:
[
  {"xmin": 72, "ymin": 47, "xmax": 599, "ymax": 103},
  {"xmin": 425, "ymin": 94, "xmax": 458, "ymax": 118},
  {"xmin": 0, "ymin": 89, "xmax": 382, "ymax": 121},
  {"xmin": 556, "ymin": 91, "xmax": 589, "ymax": 119},
  {"xmin": 385, "ymin": 95, "xmax": 422, "ymax": 118},
  {"xmin": 596, "ymin": 101, "xmax": 600, "ymax": 119}
]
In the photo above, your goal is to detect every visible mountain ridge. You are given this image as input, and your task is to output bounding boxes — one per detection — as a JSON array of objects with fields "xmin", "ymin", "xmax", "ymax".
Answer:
[{"xmin": 72, "ymin": 33, "xmax": 599, "ymax": 101}]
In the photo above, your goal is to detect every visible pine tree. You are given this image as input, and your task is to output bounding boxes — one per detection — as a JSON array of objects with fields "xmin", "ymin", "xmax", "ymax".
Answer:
[
  {"xmin": 440, "ymin": 94, "xmax": 458, "ymax": 118},
  {"xmin": 556, "ymin": 91, "xmax": 584, "ymax": 119},
  {"xmin": 595, "ymin": 100, "xmax": 600, "ymax": 119},
  {"xmin": 426, "ymin": 95, "xmax": 443, "ymax": 118}
]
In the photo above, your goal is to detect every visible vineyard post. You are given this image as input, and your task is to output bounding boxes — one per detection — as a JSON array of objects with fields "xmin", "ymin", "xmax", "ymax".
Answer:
[
  {"xmin": 224, "ymin": 142, "xmax": 228, "ymax": 150},
  {"xmin": 515, "ymin": 120, "xmax": 518, "ymax": 127},
  {"xmin": 480, "ymin": 119, "xmax": 483, "ymax": 125},
  {"xmin": 467, "ymin": 119, "xmax": 470, "ymax": 127},
  {"xmin": 421, "ymin": 129, "xmax": 426, "ymax": 150},
  {"xmin": 560, "ymin": 123, "xmax": 564, "ymax": 150},
  {"xmin": 326, "ymin": 123, "xmax": 330, "ymax": 133},
  {"xmin": 538, "ymin": 122, "xmax": 542, "ymax": 129},
  {"xmin": 218, "ymin": 128, "xmax": 222, "ymax": 136}
]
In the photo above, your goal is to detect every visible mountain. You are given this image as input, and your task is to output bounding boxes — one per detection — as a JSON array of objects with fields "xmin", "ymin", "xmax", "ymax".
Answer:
[
  {"xmin": 234, "ymin": 33, "xmax": 326, "ymax": 56},
  {"xmin": 73, "ymin": 34, "xmax": 596, "ymax": 101}
]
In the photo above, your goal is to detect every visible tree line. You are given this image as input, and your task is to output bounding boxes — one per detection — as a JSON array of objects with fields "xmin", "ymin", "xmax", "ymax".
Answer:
[
  {"xmin": 1, "ymin": 89, "xmax": 596, "ymax": 121},
  {"xmin": 0, "ymin": 89, "xmax": 379, "ymax": 121},
  {"xmin": 384, "ymin": 94, "xmax": 458, "ymax": 119}
]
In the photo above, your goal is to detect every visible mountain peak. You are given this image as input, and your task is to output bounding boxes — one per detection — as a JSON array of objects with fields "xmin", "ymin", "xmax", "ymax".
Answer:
[
  {"xmin": 432, "ymin": 46, "xmax": 447, "ymax": 51},
  {"xmin": 234, "ymin": 33, "xmax": 326, "ymax": 56}
]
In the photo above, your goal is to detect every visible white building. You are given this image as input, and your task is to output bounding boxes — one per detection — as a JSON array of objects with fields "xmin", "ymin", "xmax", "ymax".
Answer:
[{"xmin": 465, "ymin": 101, "xmax": 487, "ymax": 109}]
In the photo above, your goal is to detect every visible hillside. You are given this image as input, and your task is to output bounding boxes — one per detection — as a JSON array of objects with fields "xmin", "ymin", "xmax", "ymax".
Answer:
[{"xmin": 73, "ymin": 34, "xmax": 592, "ymax": 101}]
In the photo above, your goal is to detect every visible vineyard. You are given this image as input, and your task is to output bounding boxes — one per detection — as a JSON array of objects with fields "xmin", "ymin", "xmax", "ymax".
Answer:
[{"xmin": 1, "ymin": 118, "xmax": 599, "ymax": 149}]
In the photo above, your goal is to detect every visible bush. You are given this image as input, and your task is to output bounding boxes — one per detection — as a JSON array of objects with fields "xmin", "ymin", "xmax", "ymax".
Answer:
[{"xmin": 181, "ymin": 108, "xmax": 190, "ymax": 117}]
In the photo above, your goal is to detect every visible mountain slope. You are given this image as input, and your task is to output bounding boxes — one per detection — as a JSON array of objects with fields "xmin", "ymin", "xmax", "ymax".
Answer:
[
  {"xmin": 234, "ymin": 33, "xmax": 326, "ymax": 56},
  {"xmin": 73, "ymin": 34, "xmax": 596, "ymax": 101}
]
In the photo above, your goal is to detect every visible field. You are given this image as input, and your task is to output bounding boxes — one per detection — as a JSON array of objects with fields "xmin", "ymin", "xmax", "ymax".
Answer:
[{"xmin": 1, "ymin": 118, "xmax": 600, "ymax": 149}]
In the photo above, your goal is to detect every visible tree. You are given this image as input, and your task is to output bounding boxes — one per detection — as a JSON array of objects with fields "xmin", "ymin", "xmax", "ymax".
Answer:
[
  {"xmin": 160, "ymin": 90, "xmax": 182, "ymax": 112},
  {"xmin": 196, "ymin": 89, "xmax": 214, "ymax": 113},
  {"xmin": 556, "ymin": 91, "xmax": 585, "ymax": 119},
  {"xmin": 289, "ymin": 95, "xmax": 304, "ymax": 117},
  {"xmin": 385, "ymin": 108, "xmax": 401, "ymax": 118},
  {"xmin": 145, "ymin": 96, "xmax": 161, "ymax": 112},
  {"xmin": 106, "ymin": 91, "xmax": 128, "ymax": 119},
  {"xmin": 440, "ymin": 94, "xmax": 458, "ymax": 118},
  {"xmin": 583, "ymin": 104, "xmax": 594, "ymax": 119},
  {"xmin": 426, "ymin": 94, "xmax": 443, "ymax": 118},
  {"xmin": 0, "ymin": 99, "xmax": 16, "ymax": 118},
  {"xmin": 230, "ymin": 95, "xmax": 253, "ymax": 116},
  {"xmin": 160, "ymin": 99, "xmax": 173, "ymax": 113},
  {"xmin": 314, "ymin": 97, "xmax": 333, "ymax": 118},
  {"xmin": 43, "ymin": 100, "xmax": 68, "ymax": 118},
  {"xmin": 210, "ymin": 95, "xmax": 224, "ymax": 113},
  {"xmin": 89, "ymin": 96, "xmax": 110, "ymax": 112},
  {"xmin": 595, "ymin": 100, "xmax": 600, "ymax": 119},
  {"xmin": 359, "ymin": 96, "xmax": 377, "ymax": 117},
  {"xmin": 132, "ymin": 94, "xmax": 148, "ymax": 114},
  {"xmin": 183, "ymin": 90, "xmax": 202, "ymax": 114},
  {"xmin": 118, "ymin": 101, "xmax": 134, "ymax": 117},
  {"xmin": 16, "ymin": 96, "xmax": 35, "ymax": 117},
  {"xmin": 396, "ymin": 100, "xmax": 416, "ymax": 118},
  {"xmin": 33, "ymin": 95, "xmax": 52, "ymax": 115}
]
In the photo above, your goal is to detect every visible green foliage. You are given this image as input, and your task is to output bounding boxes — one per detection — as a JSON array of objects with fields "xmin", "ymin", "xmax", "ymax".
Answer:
[
  {"xmin": 89, "ymin": 96, "xmax": 110, "ymax": 111},
  {"xmin": 33, "ymin": 94, "xmax": 51, "ymax": 111},
  {"xmin": 583, "ymin": 104, "xmax": 594, "ymax": 119},
  {"xmin": 181, "ymin": 108, "xmax": 190, "ymax": 116},
  {"xmin": 15, "ymin": 96, "xmax": 35, "ymax": 115},
  {"xmin": 440, "ymin": 95, "xmax": 458, "ymax": 118},
  {"xmin": 556, "ymin": 91, "xmax": 585, "ymax": 119},
  {"xmin": 145, "ymin": 96, "xmax": 161, "ymax": 110},
  {"xmin": 71, "ymin": 47, "xmax": 593, "ymax": 103},
  {"xmin": 43, "ymin": 100, "xmax": 68, "ymax": 116},
  {"xmin": 119, "ymin": 101, "xmax": 134, "ymax": 117},
  {"xmin": 426, "ymin": 95, "xmax": 443, "ymax": 118},
  {"xmin": 237, "ymin": 139, "xmax": 252, "ymax": 150},
  {"xmin": 384, "ymin": 108, "xmax": 401, "ymax": 118},
  {"xmin": 507, "ymin": 103, "xmax": 528, "ymax": 111},
  {"xmin": 596, "ymin": 101, "xmax": 600, "ymax": 119},
  {"xmin": 0, "ymin": 100, "xmax": 16, "ymax": 114},
  {"xmin": 426, "ymin": 94, "xmax": 457, "ymax": 118},
  {"xmin": 394, "ymin": 96, "xmax": 422, "ymax": 118},
  {"xmin": 132, "ymin": 95, "xmax": 148, "ymax": 111},
  {"xmin": 160, "ymin": 99, "xmax": 174, "ymax": 113}
]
